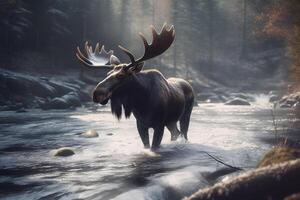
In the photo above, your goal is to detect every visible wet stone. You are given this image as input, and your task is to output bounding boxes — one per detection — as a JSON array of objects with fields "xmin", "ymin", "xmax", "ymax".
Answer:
[
  {"xmin": 53, "ymin": 147, "xmax": 75, "ymax": 157},
  {"xmin": 225, "ymin": 98, "xmax": 251, "ymax": 106},
  {"xmin": 81, "ymin": 129, "xmax": 99, "ymax": 138}
]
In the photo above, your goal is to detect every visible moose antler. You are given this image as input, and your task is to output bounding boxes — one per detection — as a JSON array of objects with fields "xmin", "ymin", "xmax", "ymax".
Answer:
[
  {"xmin": 119, "ymin": 23, "xmax": 175, "ymax": 68},
  {"xmin": 76, "ymin": 42, "xmax": 116, "ymax": 69},
  {"xmin": 76, "ymin": 23, "xmax": 175, "ymax": 69}
]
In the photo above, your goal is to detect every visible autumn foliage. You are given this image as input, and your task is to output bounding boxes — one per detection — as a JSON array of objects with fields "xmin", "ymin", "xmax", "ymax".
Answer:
[{"xmin": 259, "ymin": 0, "xmax": 300, "ymax": 91}]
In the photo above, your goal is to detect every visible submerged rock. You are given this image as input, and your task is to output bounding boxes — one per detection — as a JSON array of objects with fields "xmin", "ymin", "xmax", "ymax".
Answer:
[
  {"xmin": 81, "ymin": 129, "xmax": 99, "ymax": 138},
  {"xmin": 225, "ymin": 98, "xmax": 251, "ymax": 106},
  {"xmin": 53, "ymin": 147, "xmax": 75, "ymax": 157}
]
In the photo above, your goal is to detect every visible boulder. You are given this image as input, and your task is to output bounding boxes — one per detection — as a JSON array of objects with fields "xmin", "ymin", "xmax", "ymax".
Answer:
[
  {"xmin": 269, "ymin": 95, "xmax": 279, "ymax": 102},
  {"xmin": 280, "ymin": 103, "xmax": 293, "ymax": 108},
  {"xmin": 61, "ymin": 92, "xmax": 81, "ymax": 107},
  {"xmin": 41, "ymin": 92, "xmax": 82, "ymax": 110},
  {"xmin": 229, "ymin": 93, "xmax": 251, "ymax": 100},
  {"xmin": 0, "ymin": 69, "xmax": 89, "ymax": 110},
  {"xmin": 225, "ymin": 98, "xmax": 251, "ymax": 106},
  {"xmin": 279, "ymin": 92, "xmax": 300, "ymax": 108},
  {"xmin": 42, "ymin": 97, "xmax": 69, "ymax": 110},
  {"xmin": 53, "ymin": 147, "xmax": 75, "ymax": 157},
  {"xmin": 81, "ymin": 129, "xmax": 99, "ymax": 138}
]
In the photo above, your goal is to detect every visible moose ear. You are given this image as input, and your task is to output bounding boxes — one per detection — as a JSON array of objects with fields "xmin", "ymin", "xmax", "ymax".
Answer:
[
  {"xmin": 130, "ymin": 62, "xmax": 144, "ymax": 73},
  {"xmin": 110, "ymin": 55, "xmax": 121, "ymax": 65}
]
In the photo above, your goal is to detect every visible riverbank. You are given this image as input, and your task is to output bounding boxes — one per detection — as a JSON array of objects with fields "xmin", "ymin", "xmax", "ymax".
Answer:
[
  {"xmin": 184, "ymin": 90, "xmax": 300, "ymax": 200},
  {"xmin": 0, "ymin": 69, "xmax": 91, "ymax": 111}
]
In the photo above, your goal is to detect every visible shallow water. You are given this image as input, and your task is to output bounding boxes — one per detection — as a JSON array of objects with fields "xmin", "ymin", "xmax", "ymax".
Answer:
[{"xmin": 0, "ymin": 99, "xmax": 296, "ymax": 200}]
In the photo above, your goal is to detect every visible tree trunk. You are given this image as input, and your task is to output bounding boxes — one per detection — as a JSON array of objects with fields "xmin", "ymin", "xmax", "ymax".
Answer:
[
  {"xmin": 35, "ymin": 22, "xmax": 40, "ymax": 51},
  {"xmin": 241, "ymin": 0, "xmax": 247, "ymax": 59},
  {"xmin": 184, "ymin": 159, "xmax": 300, "ymax": 200},
  {"xmin": 208, "ymin": 0, "xmax": 214, "ymax": 73}
]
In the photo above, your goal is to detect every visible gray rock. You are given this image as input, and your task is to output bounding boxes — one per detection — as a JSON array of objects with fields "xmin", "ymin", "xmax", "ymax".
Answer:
[
  {"xmin": 54, "ymin": 147, "xmax": 75, "ymax": 157},
  {"xmin": 0, "ymin": 69, "xmax": 88, "ymax": 110},
  {"xmin": 229, "ymin": 93, "xmax": 254, "ymax": 102},
  {"xmin": 269, "ymin": 95, "xmax": 279, "ymax": 102},
  {"xmin": 81, "ymin": 129, "xmax": 99, "ymax": 138},
  {"xmin": 42, "ymin": 92, "xmax": 82, "ymax": 110},
  {"xmin": 280, "ymin": 103, "xmax": 292, "ymax": 108},
  {"xmin": 225, "ymin": 98, "xmax": 251, "ymax": 106},
  {"xmin": 61, "ymin": 92, "xmax": 81, "ymax": 107},
  {"xmin": 42, "ymin": 97, "xmax": 69, "ymax": 110}
]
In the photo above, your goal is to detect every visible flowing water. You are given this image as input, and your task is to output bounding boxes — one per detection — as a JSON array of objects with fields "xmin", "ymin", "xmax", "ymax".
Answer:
[{"xmin": 0, "ymin": 96, "xmax": 297, "ymax": 200}]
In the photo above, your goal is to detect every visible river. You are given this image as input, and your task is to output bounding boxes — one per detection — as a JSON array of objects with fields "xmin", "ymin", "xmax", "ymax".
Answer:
[{"xmin": 0, "ymin": 95, "xmax": 296, "ymax": 200}]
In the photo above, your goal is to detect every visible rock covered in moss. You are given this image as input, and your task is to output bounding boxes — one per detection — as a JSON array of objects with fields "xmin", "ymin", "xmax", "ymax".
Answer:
[
  {"xmin": 184, "ymin": 159, "xmax": 300, "ymax": 200},
  {"xmin": 258, "ymin": 147, "xmax": 300, "ymax": 168}
]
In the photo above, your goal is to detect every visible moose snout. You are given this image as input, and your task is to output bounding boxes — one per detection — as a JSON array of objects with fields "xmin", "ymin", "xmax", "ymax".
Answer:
[{"xmin": 92, "ymin": 88, "xmax": 112, "ymax": 105}]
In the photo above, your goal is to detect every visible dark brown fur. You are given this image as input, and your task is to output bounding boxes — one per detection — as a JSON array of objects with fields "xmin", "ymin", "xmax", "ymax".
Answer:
[{"xmin": 98, "ymin": 69, "xmax": 194, "ymax": 149}]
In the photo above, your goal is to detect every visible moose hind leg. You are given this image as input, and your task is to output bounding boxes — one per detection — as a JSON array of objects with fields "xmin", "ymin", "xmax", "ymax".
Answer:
[
  {"xmin": 167, "ymin": 122, "xmax": 181, "ymax": 141},
  {"xmin": 137, "ymin": 120, "xmax": 150, "ymax": 148},
  {"xmin": 151, "ymin": 125, "xmax": 165, "ymax": 150},
  {"xmin": 180, "ymin": 100, "xmax": 193, "ymax": 140}
]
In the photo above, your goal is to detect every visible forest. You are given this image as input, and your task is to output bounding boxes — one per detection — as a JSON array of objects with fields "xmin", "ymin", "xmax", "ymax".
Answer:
[
  {"xmin": 1, "ymin": 0, "xmax": 299, "ymax": 90},
  {"xmin": 1, "ymin": 1, "xmax": 300, "ymax": 200}
]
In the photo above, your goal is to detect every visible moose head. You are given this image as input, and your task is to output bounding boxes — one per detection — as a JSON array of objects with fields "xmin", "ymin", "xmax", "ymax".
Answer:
[{"xmin": 76, "ymin": 23, "xmax": 175, "ymax": 105}]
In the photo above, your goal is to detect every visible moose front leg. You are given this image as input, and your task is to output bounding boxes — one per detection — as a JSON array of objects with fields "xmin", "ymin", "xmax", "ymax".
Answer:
[
  {"xmin": 137, "ymin": 120, "xmax": 150, "ymax": 148},
  {"xmin": 151, "ymin": 125, "xmax": 165, "ymax": 150}
]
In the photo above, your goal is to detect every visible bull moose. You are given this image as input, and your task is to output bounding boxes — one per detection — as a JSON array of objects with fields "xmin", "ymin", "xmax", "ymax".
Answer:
[{"xmin": 76, "ymin": 24, "xmax": 194, "ymax": 149}]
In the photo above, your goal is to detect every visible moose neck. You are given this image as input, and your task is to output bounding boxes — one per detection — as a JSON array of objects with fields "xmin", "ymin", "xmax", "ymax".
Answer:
[{"xmin": 110, "ymin": 73, "xmax": 150, "ymax": 120}]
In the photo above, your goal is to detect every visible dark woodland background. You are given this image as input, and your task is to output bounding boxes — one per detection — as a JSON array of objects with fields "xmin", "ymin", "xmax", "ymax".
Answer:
[{"xmin": 0, "ymin": 0, "xmax": 300, "ymax": 92}]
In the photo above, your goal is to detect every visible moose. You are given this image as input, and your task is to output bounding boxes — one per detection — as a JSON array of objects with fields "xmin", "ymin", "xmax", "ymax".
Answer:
[{"xmin": 76, "ymin": 24, "xmax": 194, "ymax": 149}]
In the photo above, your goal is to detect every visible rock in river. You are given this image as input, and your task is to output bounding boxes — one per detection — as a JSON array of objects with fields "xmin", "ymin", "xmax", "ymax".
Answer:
[
  {"xmin": 81, "ymin": 129, "xmax": 99, "ymax": 138},
  {"xmin": 53, "ymin": 147, "xmax": 75, "ymax": 157},
  {"xmin": 225, "ymin": 98, "xmax": 251, "ymax": 106}
]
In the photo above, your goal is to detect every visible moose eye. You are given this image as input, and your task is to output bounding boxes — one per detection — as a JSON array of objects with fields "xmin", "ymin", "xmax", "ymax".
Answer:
[{"xmin": 116, "ymin": 72, "xmax": 126, "ymax": 79}]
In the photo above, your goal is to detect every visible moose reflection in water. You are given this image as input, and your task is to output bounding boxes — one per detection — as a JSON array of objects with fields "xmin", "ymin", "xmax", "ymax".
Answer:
[{"xmin": 76, "ymin": 24, "xmax": 194, "ymax": 149}]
